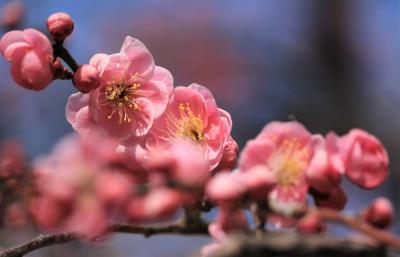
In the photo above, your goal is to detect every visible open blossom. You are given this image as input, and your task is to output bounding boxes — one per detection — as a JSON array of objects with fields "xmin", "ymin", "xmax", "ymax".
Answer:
[
  {"xmin": 119, "ymin": 84, "xmax": 233, "ymax": 171},
  {"xmin": 66, "ymin": 36, "xmax": 173, "ymax": 142},
  {"xmin": 0, "ymin": 29, "xmax": 54, "ymax": 90},
  {"xmin": 31, "ymin": 133, "xmax": 132, "ymax": 237},
  {"xmin": 239, "ymin": 121, "xmax": 312, "ymax": 216},
  {"xmin": 339, "ymin": 129, "xmax": 389, "ymax": 189}
]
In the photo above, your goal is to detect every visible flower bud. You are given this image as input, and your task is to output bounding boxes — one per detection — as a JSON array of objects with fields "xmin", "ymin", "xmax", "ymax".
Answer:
[
  {"xmin": 362, "ymin": 197, "xmax": 393, "ymax": 229},
  {"xmin": 46, "ymin": 12, "xmax": 74, "ymax": 42},
  {"xmin": 73, "ymin": 64, "xmax": 99, "ymax": 93}
]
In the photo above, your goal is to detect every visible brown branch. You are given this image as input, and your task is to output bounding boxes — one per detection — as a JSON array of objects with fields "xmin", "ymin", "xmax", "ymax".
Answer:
[
  {"xmin": 52, "ymin": 42, "xmax": 79, "ymax": 72},
  {"xmin": 0, "ymin": 221, "xmax": 209, "ymax": 257},
  {"xmin": 209, "ymin": 233, "xmax": 396, "ymax": 257},
  {"xmin": 315, "ymin": 207, "xmax": 400, "ymax": 249}
]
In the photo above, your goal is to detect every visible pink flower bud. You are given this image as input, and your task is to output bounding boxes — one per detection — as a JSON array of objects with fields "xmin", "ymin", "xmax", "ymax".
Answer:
[
  {"xmin": 339, "ymin": 129, "xmax": 389, "ymax": 189},
  {"xmin": 297, "ymin": 212, "xmax": 324, "ymax": 234},
  {"xmin": 362, "ymin": 197, "xmax": 393, "ymax": 229},
  {"xmin": 2, "ymin": 1, "xmax": 24, "ymax": 28},
  {"xmin": 306, "ymin": 134, "xmax": 342, "ymax": 193},
  {"xmin": 313, "ymin": 186, "xmax": 347, "ymax": 211},
  {"xmin": 244, "ymin": 165, "xmax": 276, "ymax": 200},
  {"xmin": 47, "ymin": 12, "xmax": 74, "ymax": 42},
  {"xmin": 127, "ymin": 188, "xmax": 182, "ymax": 221},
  {"xmin": 0, "ymin": 29, "xmax": 54, "ymax": 90},
  {"xmin": 206, "ymin": 172, "xmax": 245, "ymax": 205},
  {"xmin": 73, "ymin": 64, "xmax": 100, "ymax": 93}
]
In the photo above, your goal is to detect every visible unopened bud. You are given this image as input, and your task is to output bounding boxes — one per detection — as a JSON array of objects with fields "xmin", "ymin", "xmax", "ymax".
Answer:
[
  {"xmin": 73, "ymin": 64, "xmax": 99, "ymax": 93},
  {"xmin": 47, "ymin": 12, "xmax": 74, "ymax": 42},
  {"xmin": 362, "ymin": 197, "xmax": 393, "ymax": 229}
]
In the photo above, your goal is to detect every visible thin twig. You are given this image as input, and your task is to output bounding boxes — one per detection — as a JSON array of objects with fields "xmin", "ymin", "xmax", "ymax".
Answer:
[{"xmin": 315, "ymin": 207, "xmax": 400, "ymax": 249}]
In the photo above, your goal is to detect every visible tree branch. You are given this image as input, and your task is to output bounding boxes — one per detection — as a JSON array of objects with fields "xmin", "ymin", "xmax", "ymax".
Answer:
[
  {"xmin": 0, "ymin": 221, "xmax": 209, "ymax": 257},
  {"xmin": 209, "ymin": 233, "xmax": 397, "ymax": 257}
]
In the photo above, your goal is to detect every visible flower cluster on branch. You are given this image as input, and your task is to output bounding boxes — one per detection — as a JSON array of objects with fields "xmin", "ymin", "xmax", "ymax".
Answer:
[{"xmin": 0, "ymin": 11, "xmax": 397, "ymax": 257}]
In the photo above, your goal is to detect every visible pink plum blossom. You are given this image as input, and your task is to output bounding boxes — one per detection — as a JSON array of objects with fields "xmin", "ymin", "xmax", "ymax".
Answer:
[
  {"xmin": 0, "ymin": 29, "xmax": 54, "ymax": 90},
  {"xmin": 362, "ymin": 197, "xmax": 393, "ymax": 229},
  {"xmin": 306, "ymin": 133, "xmax": 343, "ymax": 193},
  {"xmin": 202, "ymin": 208, "xmax": 248, "ymax": 256},
  {"xmin": 206, "ymin": 171, "xmax": 246, "ymax": 206},
  {"xmin": 31, "ymin": 133, "xmax": 132, "ymax": 237},
  {"xmin": 119, "ymin": 84, "xmax": 233, "ymax": 171},
  {"xmin": 145, "ymin": 139, "xmax": 209, "ymax": 188},
  {"xmin": 73, "ymin": 64, "xmax": 100, "ymax": 93},
  {"xmin": 239, "ymin": 121, "xmax": 312, "ymax": 216},
  {"xmin": 66, "ymin": 36, "xmax": 173, "ymax": 142},
  {"xmin": 339, "ymin": 129, "xmax": 389, "ymax": 189}
]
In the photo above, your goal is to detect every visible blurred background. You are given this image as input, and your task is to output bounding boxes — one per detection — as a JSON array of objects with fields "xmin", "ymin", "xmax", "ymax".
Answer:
[{"xmin": 0, "ymin": 0, "xmax": 398, "ymax": 256}]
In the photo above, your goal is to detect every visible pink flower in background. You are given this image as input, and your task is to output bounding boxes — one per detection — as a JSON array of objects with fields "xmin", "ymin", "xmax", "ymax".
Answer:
[
  {"xmin": 66, "ymin": 36, "xmax": 173, "ymax": 142},
  {"xmin": 339, "ymin": 129, "xmax": 389, "ymax": 189},
  {"xmin": 120, "ymin": 84, "xmax": 233, "ymax": 171},
  {"xmin": 201, "ymin": 208, "xmax": 248, "ymax": 256},
  {"xmin": 0, "ymin": 29, "xmax": 54, "ymax": 90},
  {"xmin": 206, "ymin": 171, "xmax": 246, "ymax": 206},
  {"xmin": 146, "ymin": 140, "xmax": 209, "ymax": 188},
  {"xmin": 239, "ymin": 121, "xmax": 312, "ymax": 215},
  {"xmin": 31, "ymin": 133, "xmax": 132, "ymax": 237},
  {"xmin": 306, "ymin": 133, "xmax": 343, "ymax": 193}
]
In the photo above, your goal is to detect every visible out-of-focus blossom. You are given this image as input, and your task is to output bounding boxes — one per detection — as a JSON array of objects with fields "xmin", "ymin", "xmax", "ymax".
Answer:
[
  {"xmin": 127, "ymin": 187, "xmax": 182, "ymax": 222},
  {"xmin": 202, "ymin": 208, "xmax": 248, "ymax": 256},
  {"xmin": 206, "ymin": 171, "xmax": 246, "ymax": 206},
  {"xmin": 0, "ymin": 29, "xmax": 54, "ymax": 90},
  {"xmin": 73, "ymin": 64, "xmax": 100, "ymax": 93},
  {"xmin": 121, "ymin": 84, "xmax": 232, "ymax": 171},
  {"xmin": 339, "ymin": 129, "xmax": 389, "ymax": 189},
  {"xmin": 214, "ymin": 135, "xmax": 239, "ymax": 172},
  {"xmin": 1, "ymin": 1, "xmax": 24, "ymax": 28},
  {"xmin": 362, "ymin": 197, "xmax": 393, "ymax": 229},
  {"xmin": 46, "ymin": 12, "xmax": 74, "ymax": 42},
  {"xmin": 146, "ymin": 139, "xmax": 209, "ymax": 188},
  {"xmin": 66, "ymin": 36, "xmax": 173, "ymax": 143},
  {"xmin": 312, "ymin": 186, "xmax": 347, "ymax": 211},
  {"xmin": 31, "ymin": 133, "xmax": 132, "ymax": 237},
  {"xmin": 239, "ymin": 121, "xmax": 312, "ymax": 216},
  {"xmin": 244, "ymin": 165, "xmax": 276, "ymax": 200},
  {"xmin": 306, "ymin": 133, "xmax": 342, "ymax": 193}
]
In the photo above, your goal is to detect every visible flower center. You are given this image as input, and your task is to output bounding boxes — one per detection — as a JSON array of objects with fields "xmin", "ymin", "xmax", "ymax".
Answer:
[
  {"xmin": 176, "ymin": 103, "xmax": 204, "ymax": 143},
  {"xmin": 103, "ymin": 81, "xmax": 141, "ymax": 124},
  {"xmin": 268, "ymin": 138, "xmax": 308, "ymax": 187}
]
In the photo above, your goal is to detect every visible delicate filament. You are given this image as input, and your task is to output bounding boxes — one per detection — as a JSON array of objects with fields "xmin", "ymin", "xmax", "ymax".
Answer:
[
  {"xmin": 161, "ymin": 102, "xmax": 204, "ymax": 143},
  {"xmin": 101, "ymin": 80, "xmax": 141, "ymax": 124},
  {"xmin": 268, "ymin": 138, "xmax": 309, "ymax": 186}
]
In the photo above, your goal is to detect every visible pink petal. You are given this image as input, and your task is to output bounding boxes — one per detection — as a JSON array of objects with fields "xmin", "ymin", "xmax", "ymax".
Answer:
[
  {"xmin": 3, "ymin": 41, "xmax": 31, "ymax": 61},
  {"xmin": 89, "ymin": 53, "xmax": 108, "ymax": 70},
  {"xmin": 269, "ymin": 183, "xmax": 308, "ymax": 216},
  {"xmin": 239, "ymin": 138, "xmax": 275, "ymax": 172},
  {"xmin": 66, "ymin": 93, "xmax": 90, "ymax": 124},
  {"xmin": 22, "ymin": 29, "xmax": 52, "ymax": 55},
  {"xmin": 11, "ymin": 49, "xmax": 53, "ymax": 90},
  {"xmin": 130, "ymin": 97, "xmax": 155, "ymax": 137},
  {"xmin": 151, "ymin": 66, "xmax": 174, "ymax": 96},
  {"xmin": 120, "ymin": 36, "xmax": 155, "ymax": 83},
  {"xmin": 0, "ymin": 30, "xmax": 24, "ymax": 57},
  {"xmin": 138, "ymin": 80, "xmax": 171, "ymax": 118}
]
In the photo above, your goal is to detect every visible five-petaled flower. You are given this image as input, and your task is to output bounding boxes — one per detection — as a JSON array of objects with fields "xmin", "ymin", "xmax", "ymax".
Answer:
[{"xmin": 66, "ymin": 36, "xmax": 173, "ymax": 143}]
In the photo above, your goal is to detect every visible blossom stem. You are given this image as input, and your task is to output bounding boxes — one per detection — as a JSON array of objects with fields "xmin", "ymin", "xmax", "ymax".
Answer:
[
  {"xmin": 314, "ymin": 207, "xmax": 400, "ymax": 249},
  {"xmin": 0, "ymin": 221, "xmax": 209, "ymax": 257},
  {"xmin": 52, "ymin": 42, "xmax": 79, "ymax": 72},
  {"xmin": 251, "ymin": 203, "xmax": 267, "ymax": 237}
]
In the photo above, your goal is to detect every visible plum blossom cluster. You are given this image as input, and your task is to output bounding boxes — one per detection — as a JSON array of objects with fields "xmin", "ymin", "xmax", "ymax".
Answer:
[{"xmin": 0, "ymin": 11, "xmax": 397, "ymax": 257}]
